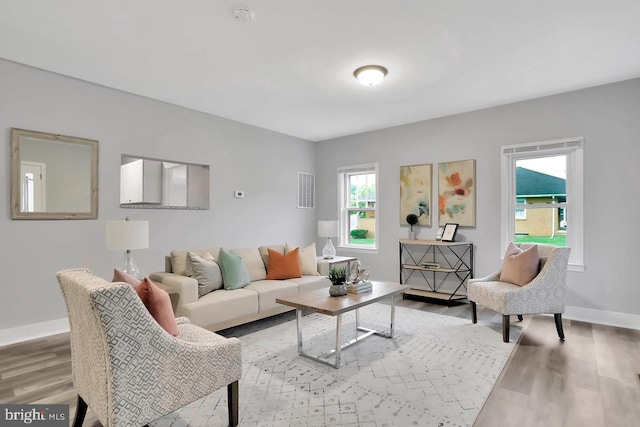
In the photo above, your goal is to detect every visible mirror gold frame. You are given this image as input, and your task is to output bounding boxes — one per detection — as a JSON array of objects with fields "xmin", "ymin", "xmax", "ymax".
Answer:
[{"xmin": 10, "ymin": 128, "xmax": 99, "ymax": 220}]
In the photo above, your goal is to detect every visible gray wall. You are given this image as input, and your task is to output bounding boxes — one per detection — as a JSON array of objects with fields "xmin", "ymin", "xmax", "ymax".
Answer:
[
  {"xmin": 0, "ymin": 59, "xmax": 317, "ymax": 330},
  {"xmin": 316, "ymin": 78, "xmax": 640, "ymax": 316}
]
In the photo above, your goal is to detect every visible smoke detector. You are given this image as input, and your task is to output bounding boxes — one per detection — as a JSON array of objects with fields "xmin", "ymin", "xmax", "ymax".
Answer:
[{"xmin": 234, "ymin": 7, "xmax": 254, "ymax": 23}]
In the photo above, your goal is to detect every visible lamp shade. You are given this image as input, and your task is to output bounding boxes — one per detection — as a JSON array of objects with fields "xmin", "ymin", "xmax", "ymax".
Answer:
[
  {"xmin": 106, "ymin": 220, "xmax": 149, "ymax": 250},
  {"xmin": 318, "ymin": 220, "xmax": 339, "ymax": 238}
]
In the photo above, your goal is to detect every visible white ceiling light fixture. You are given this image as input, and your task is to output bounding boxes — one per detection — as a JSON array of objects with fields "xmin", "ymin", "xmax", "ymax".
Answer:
[{"xmin": 353, "ymin": 65, "xmax": 388, "ymax": 86}]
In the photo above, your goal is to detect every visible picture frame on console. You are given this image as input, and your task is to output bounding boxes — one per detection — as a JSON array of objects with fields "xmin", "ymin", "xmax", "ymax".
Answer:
[{"xmin": 441, "ymin": 223, "xmax": 459, "ymax": 242}]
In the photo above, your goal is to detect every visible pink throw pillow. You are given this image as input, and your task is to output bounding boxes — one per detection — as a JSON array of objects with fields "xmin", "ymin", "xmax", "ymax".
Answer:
[
  {"xmin": 136, "ymin": 278, "xmax": 179, "ymax": 336},
  {"xmin": 112, "ymin": 270, "xmax": 178, "ymax": 336},
  {"xmin": 499, "ymin": 243, "xmax": 540, "ymax": 286},
  {"xmin": 112, "ymin": 269, "xmax": 141, "ymax": 288}
]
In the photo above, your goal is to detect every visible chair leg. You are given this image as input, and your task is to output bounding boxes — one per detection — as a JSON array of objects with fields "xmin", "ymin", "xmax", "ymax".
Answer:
[
  {"xmin": 73, "ymin": 395, "xmax": 88, "ymax": 427},
  {"xmin": 227, "ymin": 380, "xmax": 239, "ymax": 427},
  {"xmin": 471, "ymin": 301, "xmax": 477, "ymax": 323},
  {"xmin": 554, "ymin": 313, "xmax": 565, "ymax": 341},
  {"xmin": 502, "ymin": 315, "xmax": 510, "ymax": 342},
  {"xmin": 517, "ymin": 315, "xmax": 523, "ymax": 321}
]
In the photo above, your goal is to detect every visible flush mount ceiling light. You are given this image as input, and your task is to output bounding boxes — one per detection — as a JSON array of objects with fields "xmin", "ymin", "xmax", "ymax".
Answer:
[{"xmin": 353, "ymin": 65, "xmax": 388, "ymax": 86}]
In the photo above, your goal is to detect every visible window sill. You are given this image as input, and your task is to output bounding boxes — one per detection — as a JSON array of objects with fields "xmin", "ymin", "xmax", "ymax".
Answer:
[
  {"xmin": 338, "ymin": 245, "xmax": 379, "ymax": 255},
  {"xmin": 568, "ymin": 263, "xmax": 585, "ymax": 272}
]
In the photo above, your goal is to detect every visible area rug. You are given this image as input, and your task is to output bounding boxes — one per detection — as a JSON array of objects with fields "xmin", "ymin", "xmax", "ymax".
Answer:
[{"xmin": 151, "ymin": 304, "xmax": 520, "ymax": 427}]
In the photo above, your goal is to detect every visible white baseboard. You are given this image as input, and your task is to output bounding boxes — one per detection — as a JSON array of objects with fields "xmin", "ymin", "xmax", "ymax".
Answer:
[
  {"xmin": 0, "ymin": 306, "xmax": 637, "ymax": 348},
  {"xmin": 564, "ymin": 305, "xmax": 640, "ymax": 330},
  {"xmin": 0, "ymin": 318, "xmax": 70, "ymax": 347}
]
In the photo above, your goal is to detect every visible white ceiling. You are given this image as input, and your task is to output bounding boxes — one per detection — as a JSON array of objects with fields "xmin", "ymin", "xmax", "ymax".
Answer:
[{"xmin": 1, "ymin": 0, "xmax": 639, "ymax": 141}]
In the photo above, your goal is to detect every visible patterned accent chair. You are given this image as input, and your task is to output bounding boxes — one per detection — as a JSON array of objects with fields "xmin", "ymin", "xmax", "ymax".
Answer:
[
  {"xmin": 57, "ymin": 269, "xmax": 242, "ymax": 427},
  {"xmin": 467, "ymin": 244, "xmax": 571, "ymax": 343}
]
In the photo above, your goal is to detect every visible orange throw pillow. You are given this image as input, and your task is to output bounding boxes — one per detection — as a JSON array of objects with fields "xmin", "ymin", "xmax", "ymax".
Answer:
[
  {"xmin": 500, "ymin": 243, "xmax": 540, "ymax": 286},
  {"xmin": 266, "ymin": 248, "xmax": 302, "ymax": 280},
  {"xmin": 136, "ymin": 278, "xmax": 179, "ymax": 336}
]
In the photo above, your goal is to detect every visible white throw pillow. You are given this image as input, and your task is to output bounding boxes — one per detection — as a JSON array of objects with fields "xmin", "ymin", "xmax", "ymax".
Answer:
[
  {"xmin": 285, "ymin": 242, "xmax": 319, "ymax": 276},
  {"xmin": 187, "ymin": 251, "xmax": 223, "ymax": 297}
]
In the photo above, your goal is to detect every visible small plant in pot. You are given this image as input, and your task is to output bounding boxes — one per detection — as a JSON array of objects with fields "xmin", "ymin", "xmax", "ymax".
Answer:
[
  {"xmin": 328, "ymin": 266, "xmax": 347, "ymax": 296},
  {"xmin": 406, "ymin": 213, "xmax": 419, "ymax": 239}
]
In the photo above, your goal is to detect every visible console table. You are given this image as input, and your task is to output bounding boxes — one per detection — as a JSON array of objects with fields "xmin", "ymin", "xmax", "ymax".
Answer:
[{"xmin": 399, "ymin": 239, "xmax": 473, "ymax": 304}]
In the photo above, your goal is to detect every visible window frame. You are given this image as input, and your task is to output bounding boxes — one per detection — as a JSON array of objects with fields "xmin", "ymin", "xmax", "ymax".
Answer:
[
  {"xmin": 515, "ymin": 198, "xmax": 527, "ymax": 220},
  {"xmin": 337, "ymin": 163, "xmax": 379, "ymax": 251},
  {"xmin": 501, "ymin": 137, "xmax": 584, "ymax": 271}
]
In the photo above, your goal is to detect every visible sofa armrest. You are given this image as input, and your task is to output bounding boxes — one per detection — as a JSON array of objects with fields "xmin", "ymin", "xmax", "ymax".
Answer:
[{"xmin": 148, "ymin": 272, "xmax": 198, "ymax": 317}]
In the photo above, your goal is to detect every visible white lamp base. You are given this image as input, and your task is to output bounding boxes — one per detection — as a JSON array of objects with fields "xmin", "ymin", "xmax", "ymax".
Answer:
[{"xmin": 322, "ymin": 237, "xmax": 336, "ymax": 259}]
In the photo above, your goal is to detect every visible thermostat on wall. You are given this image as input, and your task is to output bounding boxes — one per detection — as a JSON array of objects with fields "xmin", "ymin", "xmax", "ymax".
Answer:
[{"xmin": 234, "ymin": 190, "xmax": 245, "ymax": 198}]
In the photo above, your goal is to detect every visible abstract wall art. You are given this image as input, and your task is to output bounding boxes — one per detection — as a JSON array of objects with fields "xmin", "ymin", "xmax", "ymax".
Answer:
[
  {"xmin": 400, "ymin": 164, "xmax": 432, "ymax": 226},
  {"xmin": 438, "ymin": 159, "xmax": 476, "ymax": 227}
]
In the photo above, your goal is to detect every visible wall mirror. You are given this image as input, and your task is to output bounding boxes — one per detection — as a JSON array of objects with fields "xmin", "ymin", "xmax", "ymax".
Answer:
[
  {"xmin": 10, "ymin": 128, "xmax": 98, "ymax": 220},
  {"xmin": 120, "ymin": 155, "xmax": 210, "ymax": 210}
]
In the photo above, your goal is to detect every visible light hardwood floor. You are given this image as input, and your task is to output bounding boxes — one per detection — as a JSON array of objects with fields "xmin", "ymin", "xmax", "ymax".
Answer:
[{"xmin": 1, "ymin": 299, "xmax": 638, "ymax": 427}]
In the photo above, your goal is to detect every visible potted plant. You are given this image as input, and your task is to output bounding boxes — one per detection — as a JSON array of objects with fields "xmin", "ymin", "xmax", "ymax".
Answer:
[
  {"xmin": 328, "ymin": 266, "xmax": 347, "ymax": 296},
  {"xmin": 406, "ymin": 214, "xmax": 419, "ymax": 239}
]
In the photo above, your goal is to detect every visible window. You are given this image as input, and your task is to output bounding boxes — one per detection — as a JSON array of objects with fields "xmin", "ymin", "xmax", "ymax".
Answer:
[
  {"xmin": 338, "ymin": 163, "xmax": 378, "ymax": 250},
  {"xmin": 501, "ymin": 138, "xmax": 584, "ymax": 270}
]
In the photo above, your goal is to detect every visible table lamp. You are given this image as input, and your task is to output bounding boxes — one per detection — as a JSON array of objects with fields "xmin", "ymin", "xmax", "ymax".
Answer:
[
  {"xmin": 106, "ymin": 217, "xmax": 149, "ymax": 279},
  {"xmin": 318, "ymin": 220, "xmax": 339, "ymax": 259}
]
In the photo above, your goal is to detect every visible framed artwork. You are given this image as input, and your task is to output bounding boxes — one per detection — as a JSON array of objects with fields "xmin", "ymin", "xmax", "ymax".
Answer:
[
  {"xmin": 400, "ymin": 164, "xmax": 432, "ymax": 226},
  {"xmin": 441, "ymin": 223, "xmax": 459, "ymax": 242},
  {"xmin": 438, "ymin": 159, "xmax": 476, "ymax": 226}
]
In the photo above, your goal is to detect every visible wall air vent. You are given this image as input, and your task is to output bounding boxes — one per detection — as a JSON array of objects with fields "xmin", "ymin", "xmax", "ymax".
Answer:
[{"xmin": 298, "ymin": 172, "xmax": 315, "ymax": 209}]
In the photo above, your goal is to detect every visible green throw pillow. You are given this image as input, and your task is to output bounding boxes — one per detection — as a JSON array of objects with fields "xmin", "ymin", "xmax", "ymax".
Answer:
[{"xmin": 218, "ymin": 248, "xmax": 251, "ymax": 290}]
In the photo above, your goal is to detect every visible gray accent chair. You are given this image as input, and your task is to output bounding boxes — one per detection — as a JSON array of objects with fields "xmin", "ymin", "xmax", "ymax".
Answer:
[
  {"xmin": 467, "ymin": 244, "xmax": 571, "ymax": 342},
  {"xmin": 57, "ymin": 269, "xmax": 242, "ymax": 427}
]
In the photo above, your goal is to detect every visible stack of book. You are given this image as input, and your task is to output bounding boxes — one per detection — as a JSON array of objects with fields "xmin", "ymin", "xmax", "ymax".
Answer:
[
  {"xmin": 346, "ymin": 281, "xmax": 372, "ymax": 294},
  {"xmin": 421, "ymin": 262, "xmax": 440, "ymax": 269}
]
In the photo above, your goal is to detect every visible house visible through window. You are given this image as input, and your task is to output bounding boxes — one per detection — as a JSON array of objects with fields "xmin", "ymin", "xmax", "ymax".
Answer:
[
  {"xmin": 502, "ymin": 138, "xmax": 584, "ymax": 270},
  {"xmin": 338, "ymin": 163, "xmax": 378, "ymax": 250},
  {"xmin": 515, "ymin": 198, "xmax": 526, "ymax": 220}
]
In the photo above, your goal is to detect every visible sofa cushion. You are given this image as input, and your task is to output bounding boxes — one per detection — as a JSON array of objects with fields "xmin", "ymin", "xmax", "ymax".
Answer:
[
  {"xmin": 245, "ymin": 280, "xmax": 299, "ymax": 312},
  {"xmin": 266, "ymin": 248, "xmax": 302, "ymax": 280},
  {"xmin": 258, "ymin": 244, "xmax": 285, "ymax": 269},
  {"xmin": 187, "ymin": 252, "xmax": 223, "ymax": 297},
  {"xmin": 171, "ymin": 248, "xmax": 221, "ymax": 276},
  {"xmin": 219, "ymin": 248, "xmax": 252, "ymax": 290},
  {"xmin": 181, "ymin": 288, "xmax": 259, "ymax": 327},
  {"xmin": 136, "ymin": 278, "xmax": 179, "ymax": 336},
  {"xmin": 500, "ymin": 243, "xmax": 540, "ymax": 286},
  {"xmin": 285, "ymin": 242, "xmax": 319, "ymax": 276},
  {"xmin": 230, "ymin": 247, "xmax": 267, "ymax": 281},
  {"xmin": 286, "ymin": 275, "xmax": 331, "ymax": 293}
]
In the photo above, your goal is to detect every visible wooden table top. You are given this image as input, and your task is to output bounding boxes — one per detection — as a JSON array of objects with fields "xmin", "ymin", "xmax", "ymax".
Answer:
[{"xmin": 276, "ymin": 281, "xmax": 405, "ymax": 316}]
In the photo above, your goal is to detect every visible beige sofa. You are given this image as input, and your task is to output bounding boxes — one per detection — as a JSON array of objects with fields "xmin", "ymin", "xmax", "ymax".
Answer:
[{"xmin": 149, "ymin": 244, "xmax": 330, "ymax": 331}]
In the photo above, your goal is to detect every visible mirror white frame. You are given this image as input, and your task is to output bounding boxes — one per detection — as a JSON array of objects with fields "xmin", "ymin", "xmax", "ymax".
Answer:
[{"xmin": 10, "ymin": 128, "xmax": 99, "ymax": 220}]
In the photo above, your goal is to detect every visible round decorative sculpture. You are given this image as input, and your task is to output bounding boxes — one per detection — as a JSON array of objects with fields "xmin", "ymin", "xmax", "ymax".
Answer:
[{"xmin": 348, "ymin": 261, "xmax": 370, "ymax": 284}]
